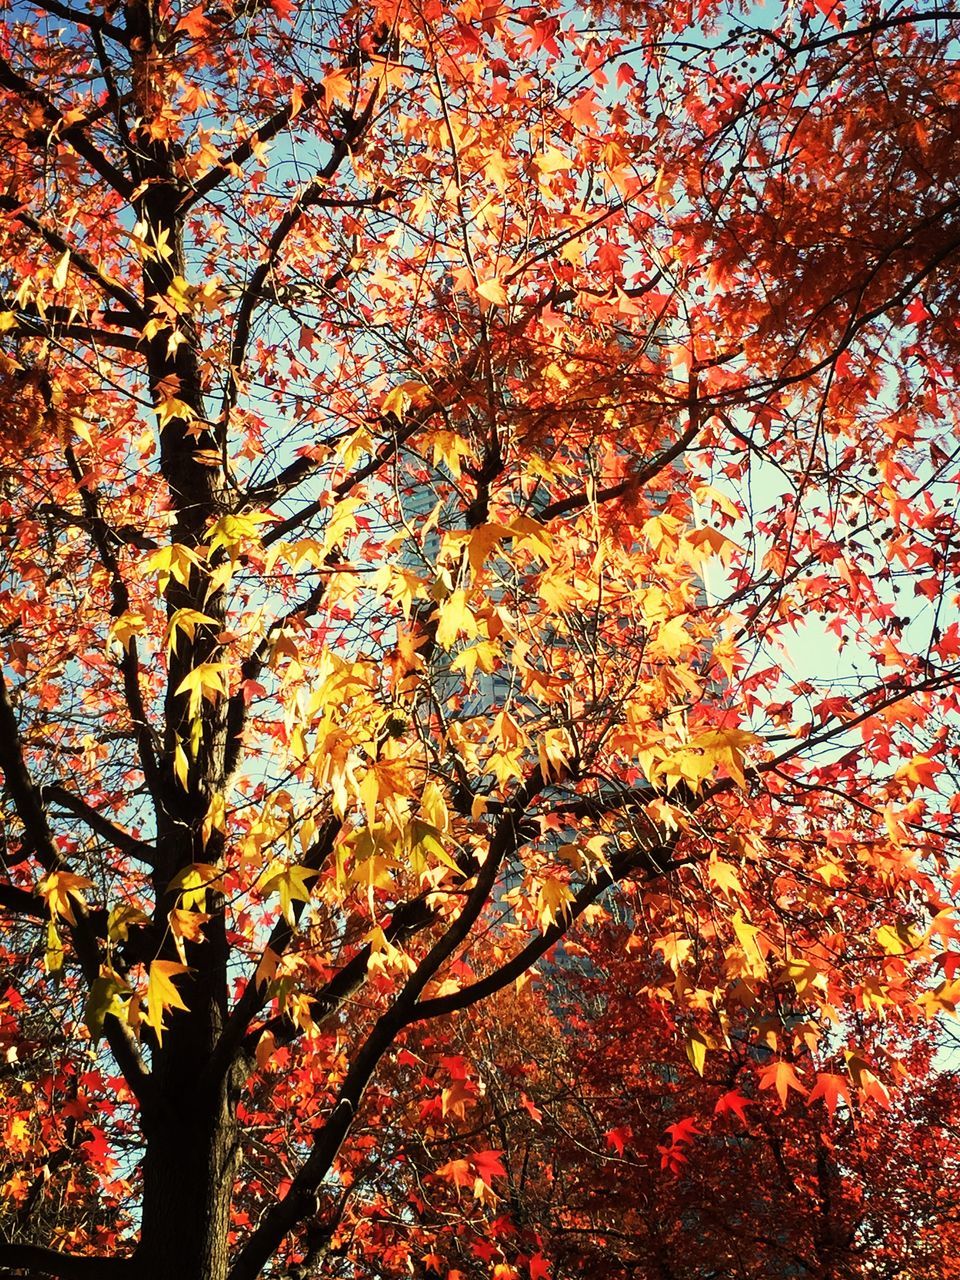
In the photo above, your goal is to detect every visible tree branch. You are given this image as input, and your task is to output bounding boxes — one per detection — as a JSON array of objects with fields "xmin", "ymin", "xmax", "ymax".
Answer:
[
  {"xmin": 0, "ymin": 673, "xmax": 155, "ymax": 1109},
  {"xmin": 0, "ymin": 881, "xmax": 46, "ymax": 919},
  {"xmin": 227, "ymin": 772, "xmax": 545, "ymax": 1280},
  {"xmin": 42, "ymin": 784, "xmax": 156, "ymax": 866},
  {"xmin": 537, "ymin": 413, "xmax": 701, "ymax": 521},
  {"xmin": 220, "ymin": 88, "xmax": 384, "ymax": 430},
  {"xmin": 2, "ymin": 204, "xmax": 143, "ymax": 319},
  {"xmin": 179, "ymin": 79, "xmax": 355, "ymax": 211},
  {"xmin": 411, "ymin": 838, "xmax": 681, "ymax": 1022},
  {"xmin": 0, "ymin": 55, "xmax": 133, "ymax": 198},
  {"xmin": 29, "ymin": 0, "xmax": 128, "ymax": 43},
  {"xmin": 62, "ymin": 447, "xmax": 163, "ymax": 802},
  {"xmin": 0, "ymin": 1243, "xmax": 132, "ymax": 1280}
]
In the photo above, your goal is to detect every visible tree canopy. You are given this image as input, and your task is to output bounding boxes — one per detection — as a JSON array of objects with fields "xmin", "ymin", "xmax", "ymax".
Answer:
[{"xmin": 0, "ymin": 0, "xmax": 959, "ymax": 1277}]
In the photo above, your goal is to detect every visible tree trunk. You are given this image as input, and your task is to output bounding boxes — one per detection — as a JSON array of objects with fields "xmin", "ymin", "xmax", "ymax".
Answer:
[
  {"xmin": 124, "ymin": 2, "xmax": 238, "ymax": 1274},
  {"xmin": 139, "ymin": 1084, "xmax": 238, "ymax": 1280}
]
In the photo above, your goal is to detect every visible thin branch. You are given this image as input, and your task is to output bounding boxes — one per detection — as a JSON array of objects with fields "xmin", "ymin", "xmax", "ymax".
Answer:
[
  {"xmin": 227, "ymin": 772, "xmax": 545, "ymax": 1280},
  {"xmin": 537, "ymin": 413, "xmax": 700, "ymax": 521},
  {"xmin": 30, "ymin": 0, "xmax": 128, "ymax": 43},
  {"xmin": 0, "ymin": 54, "xmax": 133, "ymax": 198},
  {"xmin": 179, "ymin": 82, "xmax": 340, "ymax": 211},
  {"xmin": 0, "ymin": 673, "xmax": 154, "ymax": 1108},
  {"xmin": 220, "ymin": 83, "xmax": 383, "ymax": 424},
  {"xmin": 62, "ymin": 447, "xmax": 163, "ymax": 801},
  {"xmin": 201, "ymin": 815, "xmax": 342, "ymax": 1085},
  {"xmin": 411, "ymin": 838, "xmax": 680, "ymax": 1022},
  {"xmin": 42, "ymin": 783, "xmax": 157, "ymax": 866},
  {"xmin": 3, "ymin": 204, "xmax": 143, "ymax": 319},
  {"xmin": 0, "ymin": 881, "xmax": 46, "ymax": 919}
]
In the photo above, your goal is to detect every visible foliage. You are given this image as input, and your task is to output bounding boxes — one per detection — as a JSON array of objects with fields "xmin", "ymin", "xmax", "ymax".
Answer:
[
  {"xmin": 338, "ymin": 923, "xmax": 960, "ymax": 1280},
  {"xmin": 0, "ymin": 0, "xmax": 959, "ymax": 1277}
]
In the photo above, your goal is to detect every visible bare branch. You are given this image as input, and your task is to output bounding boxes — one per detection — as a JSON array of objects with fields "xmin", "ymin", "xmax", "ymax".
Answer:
[
  {"xmin": 42, "ymin": 784, "xmax": 157, "ymax": 866},
  {"xmin": 0, "ymin": 880, "xmax": 46, "ymax": 919},
  {"xmin": 29, "ymin": 0, "xmax": 128, "ymax": 43}
]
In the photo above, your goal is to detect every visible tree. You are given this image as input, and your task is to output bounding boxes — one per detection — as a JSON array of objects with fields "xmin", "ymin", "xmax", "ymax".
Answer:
[
  {"xmin": 0, "ymin": 0, "xmax": 959, "ymax": 1277},
  {"xmin": 349, "ymin": 919, "xmax": 960, "ymax": 1280}
]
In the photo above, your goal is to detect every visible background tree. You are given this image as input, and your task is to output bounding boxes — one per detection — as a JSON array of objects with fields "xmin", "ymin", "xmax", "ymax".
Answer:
[
  {"xmin": 333, "ymin": 920, "xmax": 960, "ymax": 1280},
  {"xmin": 0, "ymin": 1, "xmax": 959, "ymax": 1278}
]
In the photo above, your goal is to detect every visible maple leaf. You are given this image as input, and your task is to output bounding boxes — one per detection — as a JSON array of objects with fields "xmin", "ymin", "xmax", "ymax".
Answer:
[
  {"xmin": 260, "ymin": 862, "xmax": 317, "ymax": 927},
  {"xmin": 604, "ymin": 1126, "xmax": 632, "ymax": 1156},
  {"xmin": 759, "ymin": 1061, "xmax": 808, "ymax": 1109},
  {"xmin": 177, "ymin": 4, "xmax": 211, "ymax": 37},
  {"xmin": 529, "ymin": 1255, "xmax": 551, "ymax": 1280},
  {"xmin": 714, "ymin": 1089, "xmax": 752, "ymax": 1124},
  {"xmin": 520, "ymin": 1093, "xmax": 543, "ymax": 1123},
  {"xmin": 144, "ymin": 961, "xmax": 191, "ymax": 1043},
  {"xmin": 664, "ymin": 1117, "xmax": 699, "ymax": 1145},
  {"xmin": 895, "ymin": 754, "xmax": 944, "ymax": 792},
  {"xmin": 685, "ymin": 1030, "xmax": 709, "ymax": 1077},
  {"xmin": 36, "ymin": 871, "xmax": 94, "ymax": 924},
  {"xmin": 476, "ymin": 277, "xmax": 508, "ymax": 307},
  {"xmin": 807, "ymin": 1073, "xmax": 853, "ymax": 1118},
  {"xmin": 472, "ymin": 1150, "xmax": 507, "ymax": 1186}
]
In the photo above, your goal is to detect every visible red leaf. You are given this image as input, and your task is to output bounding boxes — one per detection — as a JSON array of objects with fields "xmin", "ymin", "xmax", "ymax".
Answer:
[
  {"xmin": 714, "ymin": 1089, "xmax": 752, "ymax": 1124},
  {"xmin": 604, "ymin": 1126, "xmax": 632, "ymax": 1155},
  {"xmin": 664, "ymin": 1116, "xmax": 699, "ymax": 1145},
  {"xmin": 472, "ymin": 1149, "xmax": 507, "ymax": 1185},
  {"xmin": 807, "ymin": 1073, "xmax": 853, "ymax": 1118}
]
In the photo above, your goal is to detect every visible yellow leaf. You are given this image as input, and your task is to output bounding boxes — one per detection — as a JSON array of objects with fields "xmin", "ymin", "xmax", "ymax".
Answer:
[
  {"xmin": 261, "ymin": 861, "xmax": 317, "ymax": 926},
  {"xmin": 322, "ymin": 496, "xmax": 362, "ymax": 554},
  {"xmin": 109, "ymin": 611, "xmax": 147, "ymax": 652},
  {"xmin": 536, "ymin": 878, "xmax": 574, "ymax": 931},
  {"xmin": 154, "ymin": 396, "xmax": 197, "ymax": 430},
  {"xmin": 144, "ymin": 543, "xmax": 203, "ymax": 594},
  {"xmin": 165, "ymin": 608, "xmax": 218, "ymax": 656},
  {"xmin": 707, "ymin": 857, "xmax": 743, "ymax": 898},
  {"xmin": 875, "ymin": 922, "xmax": 921, "ymax": 956},
  {"xmin": 476, "ymin": 277, "xmax": 508, "ymax": 307},
  {"xmin": 174, "ymin": 739, "xmax": 190, "ymax": 789},
  {"xmin": 686, "ymin": 1030, "xmax": 708, "ymax": 1076},
  {"xmin": 168, "ymin": 908, "xmax": 210, "ymax": 962},
  {"xmin": 534, "ymin": 145, "xmax": 572, "ymax": 176},
  {"xmin": 653, "ymin": 615, "xmax": 692, "ymax": 661},
  {"xmin": 759, "ymin": 1059, "xmax": 807, "ymax": 1108},
  {"xmin": 380, "ymin": 380, "xmax": 432, "ymax": 421},
  {"xmin": 37, "ymin": 870, "xmax": 94, "ymax": 924},
  {"xmin": 168, "ymin": 862, "xmax": 222, "ymax": 911},
  {"xmin": 144, "ymin": 960, "xmax": 190, "ymax": 1042},
  {"xmin": 207, "ymin": 511, "xmax": 272, "ymax": 560},
  {"xmin": 408, "ymin": 818, "xmax": 460, "ymax": 874},
  {"xmin": 175, "ymin": 662, "xmax": 229, "ymax": 717},
  {"xmin": 107, "ymin": 903, "xmax": 148, "ymax": 942},
  {"xmin": 731, "ymin": 910, "xmax": 767, "ymax": 978},
  {"xmin": 45, "ymin": 920, "xmax": 64, "ymax": 976},
  {"xmin": 51, "ymin": 249, "xmax": 70, "ymax": 291},
  {"xmin": 435, "ymin": 590, "xmax": 478, "ymax": 649},
  {"xmin": 465, "ymin": 523, "xmax": 513, "ymax": 575}
]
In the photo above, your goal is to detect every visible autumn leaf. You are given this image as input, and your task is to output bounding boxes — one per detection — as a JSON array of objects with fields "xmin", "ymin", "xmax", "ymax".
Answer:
[
  {"xmin": 714, "ymin": 1089, "xmax": 752, "ymax": 1123},
  {"xmin": 759, "ymin": 1061, "xmax": 808, "ymax": 1109},
  {"xmin": 144, "ymin": 961, "xmax": 191, "ymax": 1042},
  {"xmin": 36, "ymin": 871, "xmax": 94, "ymax": 924},
  {"xmin": 807, "ymin": 1072, "xmax": 853, "ymax": 1118}
]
